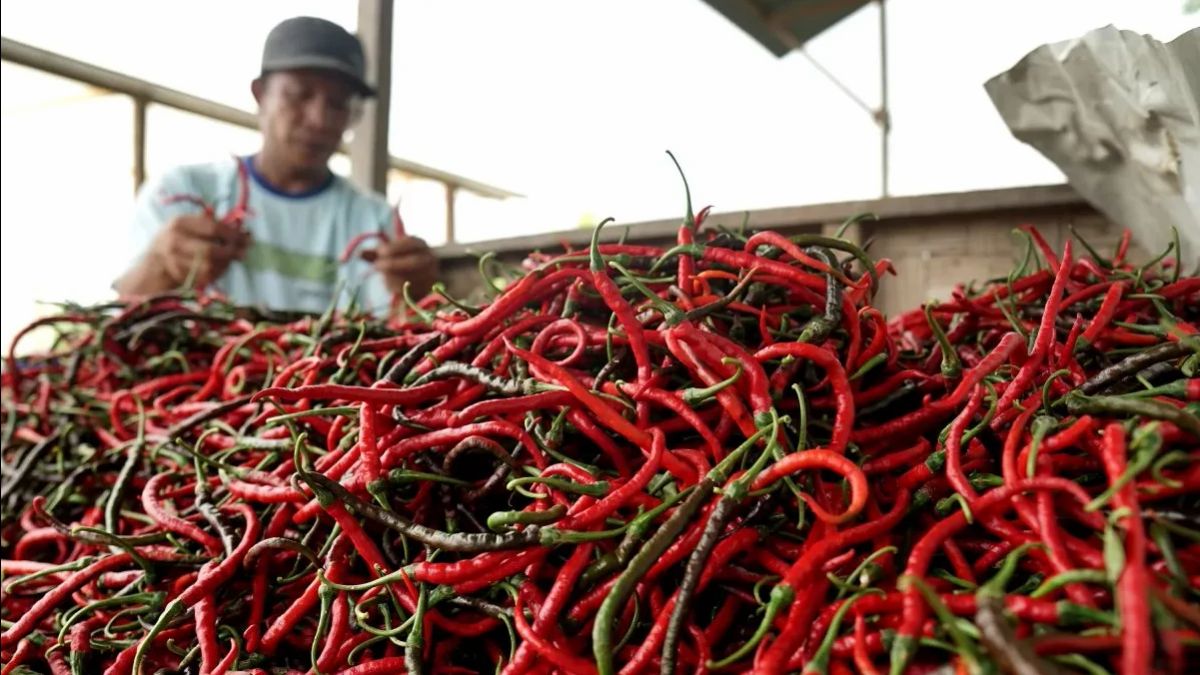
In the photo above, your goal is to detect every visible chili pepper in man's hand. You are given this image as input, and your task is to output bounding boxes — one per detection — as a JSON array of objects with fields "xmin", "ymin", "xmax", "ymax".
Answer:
[
  {"xmin": 149, "ymin": 212, "xmax": 252, "ymax": 289},
  {"xmin": 370, "ymin": 235, "xmax": 439, "ymax": 299}
]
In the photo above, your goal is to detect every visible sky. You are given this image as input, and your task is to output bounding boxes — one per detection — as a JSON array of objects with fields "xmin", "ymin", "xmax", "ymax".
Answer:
[{"xmin": 0, "ymin": 0, "xmax": 1194, "ymax": 350}]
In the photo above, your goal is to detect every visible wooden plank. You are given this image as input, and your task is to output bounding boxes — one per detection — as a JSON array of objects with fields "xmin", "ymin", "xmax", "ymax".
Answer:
[
  {"xmin": 436, "ymin": 189, "xmax": 1137, "ymax": 320},
  {"xmin": 436, "ymin": 184, "xmax": 1087, "ymax": 259}
]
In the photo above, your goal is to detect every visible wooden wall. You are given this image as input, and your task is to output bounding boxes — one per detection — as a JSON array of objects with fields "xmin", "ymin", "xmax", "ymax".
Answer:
[{"xmin": 434, "ymin": 184, "xmax": 1143, "ymax": 317}]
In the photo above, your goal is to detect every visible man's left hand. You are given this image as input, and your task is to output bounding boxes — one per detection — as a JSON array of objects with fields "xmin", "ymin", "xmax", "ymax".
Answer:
[{"xmin": 373, "ymin": 235, "xmax": 439, "ymax": 298}]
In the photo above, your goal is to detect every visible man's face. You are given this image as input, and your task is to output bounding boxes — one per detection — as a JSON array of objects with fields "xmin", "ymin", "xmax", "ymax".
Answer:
[{"xmin": 253, "ymin": 69, "xmax": 362, "ymax": 172}]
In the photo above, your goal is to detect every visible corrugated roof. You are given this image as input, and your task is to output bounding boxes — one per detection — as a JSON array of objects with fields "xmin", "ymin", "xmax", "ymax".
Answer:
[{"xmin": 701, "ymin": 0, "xmax": 872, "ymax": 57}]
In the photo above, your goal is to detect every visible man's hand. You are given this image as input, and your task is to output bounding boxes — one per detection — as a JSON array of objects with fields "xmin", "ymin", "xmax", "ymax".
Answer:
[
  {"xmin": 151, "ymin": 213, "xmax": 251, "ymax": 288},
  {"xmin": 115, "ymin": 214, "xmax": 250, "ymax": 297},
  {"xmin": 373, "ymin": 236, "xmax": 438, "ymax": 299}
]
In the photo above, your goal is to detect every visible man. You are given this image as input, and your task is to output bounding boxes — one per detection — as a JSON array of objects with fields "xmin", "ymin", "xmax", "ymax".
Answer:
[{"xmin": 115, "ymin": 16, "xmax": 438, "ymax": 315}]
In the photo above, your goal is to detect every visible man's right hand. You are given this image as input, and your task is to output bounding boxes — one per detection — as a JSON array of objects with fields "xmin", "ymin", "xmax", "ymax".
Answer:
[
  {"xmin": 115, "ymin": 214, "xmax": 251, "ymax": 297},
  {"xmin": 151, "ymin": 213, "xmax": 251, "ymax": 288}
]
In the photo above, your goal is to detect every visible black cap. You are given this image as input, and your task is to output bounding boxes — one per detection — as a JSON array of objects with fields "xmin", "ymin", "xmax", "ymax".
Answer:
[{"xmin": 261, "ymin": 17, "xmax": 375, "ymax": 97}]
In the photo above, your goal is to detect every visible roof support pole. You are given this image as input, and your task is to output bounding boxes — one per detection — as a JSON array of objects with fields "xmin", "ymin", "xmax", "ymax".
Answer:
[
  {"xmin": 793, "ymin": 1, "xmax": 891, "ymax": 197},
  {"xmin": 133, "ymin": 96, "xmax": 147, "ymax": 193},
  {"xmin": 445, "ymin": 184, "xmax": 458, "ymax": 244},
  {"xmin": 878, "ymin": 0, "xmax": 890, "ymax": 196},
  {"xmin": 349, "ymin": 0, "xmax": 394, "ymax": 194}
]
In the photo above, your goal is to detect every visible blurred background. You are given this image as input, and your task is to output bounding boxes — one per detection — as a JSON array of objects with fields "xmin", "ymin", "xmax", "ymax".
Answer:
[{"xmin": 1, "ymin": 0, "xmax": 1193, "ymax": 350}]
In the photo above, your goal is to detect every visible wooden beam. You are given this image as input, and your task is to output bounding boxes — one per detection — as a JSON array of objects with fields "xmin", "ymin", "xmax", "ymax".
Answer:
[
  {"xmin": 445, "ymin": 185, "xmax": 458, "ymax": 244},
  {"xmin": 349, "ymin": 0, "xmax": 393, "ymax": 194},
  {"xmin": 765, "ymin": 0, "xmax": 869, "ymax": 29},
  {"xmin": 3, "ymin": 36, "xmax": 518, "ymax": 199},
  {"xmin": 133, "ymin": 97, "xmax": 147, "ymax": 193}
]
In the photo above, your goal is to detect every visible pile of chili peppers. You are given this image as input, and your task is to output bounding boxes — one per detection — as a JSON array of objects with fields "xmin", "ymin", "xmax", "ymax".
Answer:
[{"xmin": 2, "ymin": 178, "xmax": 1198, "ymax": 674}]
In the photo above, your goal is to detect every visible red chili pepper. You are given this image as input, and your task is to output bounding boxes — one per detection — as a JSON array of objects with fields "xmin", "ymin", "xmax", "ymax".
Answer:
[
  {"xmin": 757, "ymin": 489, "xmax": 912, "ymax": 671},
  {"xmin": 510, "ymin": 342, "xmax": 695, "ymax": 483},
  {"xmin": 260, "ymin": 576, "xmax": 320, "ymax": 656},
  {"xmin": 944, "ymin": 384, "xmax": 986, "ymax": 502},
  {"xmin": 443, "ymin": 268, "xmax": 589, "ymax": 338},
  {"xmin": 253, "ymin": 380, "xmax": 453, "ymax": 407},
  {"xmin": 566, "ymin": 408, "xmax": 634, "ymax": 477},
  {"xmin": 1158, "ymin": 277, "xmax": 1200, "ymax": 299},
  {"xmin": 1106, "ymin": 328, "xmax": 1161, "ymax": 346},
  {"xmin": 744, "ymin": 231, "xmax": 842, "ymax": 278},
  {"xmin": 1, "ymin": 553, "xmax": 135, "ymax": 647},
  {"xmin": 755, "ymin": 342, "xmax": 855, "ymax": 454},
  {"xmin": 1014, "ymin": 414, "xmax": 1097, "ymax": 479},
  {"xmin": 529, "ymin": 318, "xmax": 590, "ymax": 366},
  {"xmin": 1080, "ymin": 281, "xmax": 1125, "ymax": 346},
  {"xmin": 625, "ymin": 382, "xmax": 722, "ymax": 459},
  {"xmin": 242, "ymin": 506, "xmax": 294, "ymax": 652},
  {"xmin": 665, "ymin": 329, "xmax": 758, "ymax": 439},
  {"xmin": 1019, "ymin": 224, "xmax": 1061, "ymax": 271},
  {"xmin": 560, "ymin": 428, "xmax": 664, "ymax": 529},
  {"xmin": 195, "ymin": 595, "xmax": 221, "ymax": 673},
  {"xmin": 141, "ymin": 473, "xmax": 224, "ymax": 555},
  {"xmin": 356, "ymin": 403, "xmax": 383, "ymax": 484},
  {"xmin": 942, "ymin": 538, "xmax": 977, "ymax": 586},
  {"xmin": 160, "ymin": 155, "xmax": 252, "ymax": 234},
  {"xmin": 379, "ymin": 419, "xmax": 548, "ymax": 472},
  {"xmin": 589, "ymin": 224, "xmax": 655, "ymax": 390},
  {"xmin": 451, "ymin": 390, "xmax": 574, "ymax": 426},
  {"xmin": 505, "ymin": 542, "xmax": 596, "ymax": 674},
  {"xmin": 336, "ymin": 657, "xmax": 413, "ymax": 674},
  {"xmin": 1034, "ymin": 489, "xmax": 1096, "ymax": 608},
  {"xmin": 445, "ymin": 549, "xmax": 547, "ymax": 593},
  {"xmin": 1, "ymin": 639, "xmax": 38, "ymax": 675},
  {"xmin": 683, "ymin": 327, "xmax": 773, "ymax": 417},
  {"xmin": 1100, "ymin": 423, "xmax": 1153, "ymax": 673},
  {"xmin": 863, "ymin": 438, "xmax": 931, "ymax": 475},
  {"xmin": 992, "ymin": 240, "xmax": 1074, "ymax": 426},
  {"xmin": 700, "ymin": 246, "xmax": 826, "ymax": 293},
  {"xmin": 850, "ymin": 614, "xmax": 880, "ymax": 674},
  {"xmin": 513, "ymin": 587, "xmax": 600, "ymax": 675},
  {"xmin": 622, "ymin": 527, "xmax": 762, "ymax": 672},
  {"xmin": 1061, "ymin": 280, "xmax": 1115, "ymax": 309}
]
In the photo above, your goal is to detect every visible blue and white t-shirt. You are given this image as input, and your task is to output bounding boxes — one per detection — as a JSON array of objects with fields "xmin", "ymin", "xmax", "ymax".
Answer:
[{"xmin": 128, "ymin": 156, "xmax": 393, "ymax": 315}]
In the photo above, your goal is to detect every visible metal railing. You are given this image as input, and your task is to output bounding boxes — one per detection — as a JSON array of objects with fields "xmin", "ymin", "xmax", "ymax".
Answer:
[{"xmin": 1, "ymin": 36, "xmax": 520, "ymax": 241}]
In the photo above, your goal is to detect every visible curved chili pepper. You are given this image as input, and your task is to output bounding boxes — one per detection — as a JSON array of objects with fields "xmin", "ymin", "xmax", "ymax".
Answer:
[
  {"xmin": 750, "ymin": 449, "xmax": 868, "ymax": 524},
  {"xmin": 755, "ymin": 342, "xmax": 855, "ymax": 453},
  {"xmin": 665, "ymin": 329, "xmax": 758, "ymax": 438},
  {"xmin": 944, "ymin": 384, "xmax": 986, "ymax": 502},
  {"xmin": 1079, "ymin": 281, "xmax": 1126, "ymax": 347},
  {"xmin": 514, "ymin": 586, "xmax": 600, "ymax": 674},
  {"xmin": 991, "ymin": 240, "xmax": 1074, "ymax": 427},
  {"xmin": 442, "ymin": 268, "xmax": 589, "ymax": 338}
]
